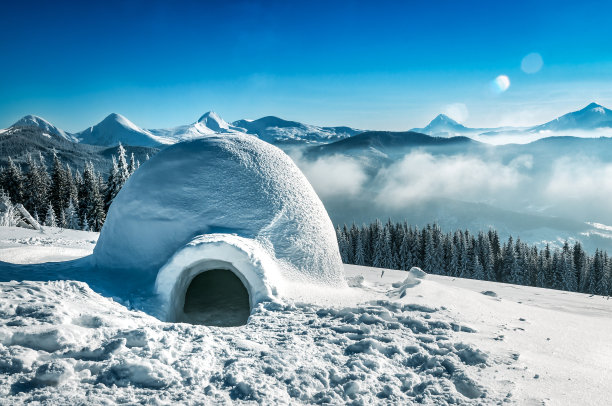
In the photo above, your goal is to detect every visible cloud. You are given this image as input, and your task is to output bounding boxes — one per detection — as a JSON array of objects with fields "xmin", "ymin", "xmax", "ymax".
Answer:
[
  {"xmin": 292, "ymin": 153, "xmax": 367, "ymax": 199},
  {"xmin": 443, "ymin": 103, "xmax": 469, "ymax": 123},
  {"xmin": 373, "ymin": 152, "xmax": 523, "ymax": 207}
]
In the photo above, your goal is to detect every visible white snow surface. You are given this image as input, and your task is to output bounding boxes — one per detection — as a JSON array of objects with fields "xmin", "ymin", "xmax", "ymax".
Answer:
[
  {"xmin": 94, "ymin": 133, "xmax": 345, "ymax": 307},
  {"xmin": 1, "ymin": 227, "xmax": 611, "ymax": 404}
]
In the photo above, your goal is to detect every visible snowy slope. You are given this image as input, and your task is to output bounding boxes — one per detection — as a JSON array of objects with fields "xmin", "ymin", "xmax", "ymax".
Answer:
[
  {"xmin": 233, "ymin": 116, "xmax": 362, "ymax": 144},
  {"xmin": 0, "ymin": 227, "xmax": 611, "ymax": 404},
  {"xmin": 76, "ymin": 113, "xmax": 173, "ymax": 147},
  {"xmin": 9, "ymin": 115, "xmax": 77, "ymax": 142}
]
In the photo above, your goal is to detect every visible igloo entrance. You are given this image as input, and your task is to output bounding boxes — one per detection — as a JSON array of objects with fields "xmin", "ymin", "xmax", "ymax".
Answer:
[{"xmin": 180, "ymin": 269, "xmax": 250, "ymax": 326}]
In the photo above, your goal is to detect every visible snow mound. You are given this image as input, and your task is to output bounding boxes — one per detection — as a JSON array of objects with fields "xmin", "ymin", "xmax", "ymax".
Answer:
[{"xmin": 94, "ymin": 134, "xmax": 345, "ymax": 321}]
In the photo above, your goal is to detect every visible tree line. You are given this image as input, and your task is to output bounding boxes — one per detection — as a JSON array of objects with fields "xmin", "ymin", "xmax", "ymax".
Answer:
[
  {"xmin": 336, "ymin": 220, "xmax": 612, "ymax": 296},
  {"xmin": 0, "ymin": 145, "xmax": 144, "ymax": 231}
]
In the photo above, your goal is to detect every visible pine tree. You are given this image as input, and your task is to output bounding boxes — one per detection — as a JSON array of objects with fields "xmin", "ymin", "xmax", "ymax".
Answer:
[
  {"xmin": 44, "ymin": 202, "xmax": 57, "ymax": 227},
  {"xmin": 472, "ymin": 256, "xmax": 485, "ymax": 280},
  {"xmin": 49, "ymin": 152, "xmax": 68, "ymax": 216},
  {"xmin": 1, "ymin": 157, "xmax": 24, "ymax": 204},
  {"xmin": 354, "ymin": 232, "xmax": 366, "ymax": 266},
  {"xmin": 81, "ymin": 162, "xmax": 106, "ymax": 231},
  {"xmin": 129, "ymin": 152, "xmax": 137, "ymax": 175},
  {"xmin": 23, "ymin": 153, "xmax": 49, "ymax": 216},
  {"xmin": 0, "ymin": 191, "xmax": 20, "ymax": 226},
  {"xmin": 81, "ymin": 213, "xmax": 90, "ymax": 231},
  {"xmin": 65, "ymin": 200, "xmax": 80, "ymax": 230}
]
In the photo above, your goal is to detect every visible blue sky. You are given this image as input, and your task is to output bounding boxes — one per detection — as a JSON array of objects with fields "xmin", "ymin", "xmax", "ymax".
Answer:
[{"xmin": 1, "ymin": 0, "xmax": 611, "ymax": 131}]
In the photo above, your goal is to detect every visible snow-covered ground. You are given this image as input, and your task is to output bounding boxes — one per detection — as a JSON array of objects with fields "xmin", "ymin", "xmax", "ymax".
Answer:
[{"xmin": 0, "ymin": 227, "xmax": 611, "ymax": 404}]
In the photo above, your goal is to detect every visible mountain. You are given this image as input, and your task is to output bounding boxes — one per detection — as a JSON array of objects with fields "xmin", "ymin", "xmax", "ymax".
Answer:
[
  {"xmin": 531, "ymin": 102, "xmax": 612, "ymax": 132},
  {"xmin": 232, "ymin": 116, "xmax": 362, "ymax": 144},
  {"xmin": 0, "ymin": 125, "xmax": 158, "ymax": 176},
  {"xmin": 149, "ymin": 111, "xmax": 244, "ymax": 142},
  {"xmin": 307, "ymin": 130, "xmax": 477, "ymax": 159},
  {"xmin": 411, "ymin": 114, "xmax": 476, "ymax": 136},
  {"xmin": 9, "ymin": 115, "xmax": 77, "ymax": 142},
  {"xmin": 76, "ymin": 113, "xmax": 173, "ymax": 147}
]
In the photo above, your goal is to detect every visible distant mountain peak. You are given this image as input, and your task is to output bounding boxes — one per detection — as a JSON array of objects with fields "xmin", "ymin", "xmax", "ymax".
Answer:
[
  {"xmin": 197, "ymin": 111, "xmax": 222, "ymax": 123},
  {"xmin": 10, "ymin": 114, "xmax": 76, "ymax": 142},
  {"xmin": 195, "ymin": 111, "xmax": 242, "ymax": 133},
  {"xmin": 76, "ymin": 113, "xmax": 170, "ymax": 147},
  {"xmin": 583, "ymin": 102, "xmax": 603, "ymax": 110},
  {"xmin": 430, "ymin": 114, "xmax": 460, "ymax": 125}
]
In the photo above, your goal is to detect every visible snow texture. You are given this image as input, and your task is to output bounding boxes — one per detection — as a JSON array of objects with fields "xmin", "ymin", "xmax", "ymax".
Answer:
[
  {"xmin": 95, "ymin": 133, "xmax": 345, "ymax": 314},
  {"xmin": 1, "ymin": 228, "xmax": 612, "ymax": 404}
]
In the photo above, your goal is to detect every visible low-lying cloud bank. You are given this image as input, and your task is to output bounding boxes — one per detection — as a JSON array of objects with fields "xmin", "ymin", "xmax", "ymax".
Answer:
[{"xmin": 291, "ymin": 149, "xmax": 612, "ymax": 226}]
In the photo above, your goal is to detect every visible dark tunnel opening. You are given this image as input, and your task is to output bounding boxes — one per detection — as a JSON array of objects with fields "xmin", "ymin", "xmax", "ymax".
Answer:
[{"xmin": 181, "ymin": 269, "xmax": 251, "ymax": 326}]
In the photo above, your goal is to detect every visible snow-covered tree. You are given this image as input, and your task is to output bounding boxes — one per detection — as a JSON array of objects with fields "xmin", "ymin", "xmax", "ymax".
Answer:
[
  {"xmin": 0, "ymin": 191, "xmax": 20, "ymax": 226},
  {"xmin": 65, "ymin": 200, "xmax": 80, "ymax": 230},
  {"xmin": 80, "ymin": 162, "xmax": 106, "ymax": 231},
  {"xmin": 44, "ymin": 202, "xmax": 57, "ymax": 227},
  {"xmin": 129, "ymin": 152, "xmax": 137, "ymax": 175},
  {"xmin": 1, "ymin": 157, "xmax": 24, "ymax": 204}
]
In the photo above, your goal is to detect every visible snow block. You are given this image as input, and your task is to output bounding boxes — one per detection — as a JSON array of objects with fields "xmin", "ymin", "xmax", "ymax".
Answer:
[{"xmin": 94, "ymin": 134, "xmax": 345, "ymax": 318}]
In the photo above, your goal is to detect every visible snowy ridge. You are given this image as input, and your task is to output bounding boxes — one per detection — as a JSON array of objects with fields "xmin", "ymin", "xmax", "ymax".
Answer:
[
  {"xmin": 233, "ymin": 115, "xmax": 362, "ymax": 144},
  {"xmin": 149, "ymin": 111, "xmax": 245, "ymax": 141}
]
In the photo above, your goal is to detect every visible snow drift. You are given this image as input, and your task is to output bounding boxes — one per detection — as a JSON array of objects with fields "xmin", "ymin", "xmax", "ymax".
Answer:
[{"xmin": 94, "ymin": 133, "xmax": 345, "ymax": 324}]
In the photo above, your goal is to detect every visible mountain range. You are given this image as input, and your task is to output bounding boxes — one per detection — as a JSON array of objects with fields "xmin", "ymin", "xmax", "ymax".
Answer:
[
  {"xmin": 412, "ymin": 102, "xmax": 612, "ymax": 138},
  {"xmin": 3, "ymin": 102, "xmax": 610, "ymax": 149}
]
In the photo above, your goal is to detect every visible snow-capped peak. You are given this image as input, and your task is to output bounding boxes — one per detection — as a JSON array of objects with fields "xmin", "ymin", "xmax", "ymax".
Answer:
[
  {"xmin": 76, "ymin": 113, "xmax": 173, "ymax": 147},
  {"xmin": 196, "ymin": 111, "xmax": 232, "ymax": 132},
  {"xmin": 431, "ymin": 114, "xmax": 458, "ymax": 124},
  {"xmin": 10, "ymin": 114, "xmax": 77, "ymax": 142},
  {"xmin": 412, "ymin": 113, "xmax": 471, "ymax": 136},
  {"xmin": 583, "ymin": 102, "xmax": 604, "ymax": 111},
  {"xmin": 532, "ymin": 102, "xmax": 612, "ymax": 132}
]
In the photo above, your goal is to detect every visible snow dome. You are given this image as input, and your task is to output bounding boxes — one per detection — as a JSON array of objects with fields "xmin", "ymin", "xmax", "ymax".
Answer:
[{"xmin": 94, "ymin": 134, "xmax": 345, "ymax": 325}]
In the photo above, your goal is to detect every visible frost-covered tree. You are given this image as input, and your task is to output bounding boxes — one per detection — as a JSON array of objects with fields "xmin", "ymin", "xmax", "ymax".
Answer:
[
  {"xmin": 44, "ymin": 202, "xmax": 57, "ymax": 227},
  {"xmin": 23, "ymin": 153, "xmax": 50, "ymax": 217},
  {"xmin": 1, "ymin": 157, "xmax": 24, "ymax": 204},
  {"xmin": 49, "ymin": 153, "xmax": 68, "ymax": 217},
  {"xmin": 65, "ymin": 200, "xmax": 80, "ymax": 230},
  {"xmin": 0, "ymin": 191, "xmax": 20, "ymax": 226},
  {"xmin": 353, "ymin": 232, "xmax": 366, "ymax": 266},
  {"xmin": 128, "ymin": 152, "xmax": 137, "ymax": 175},
  {"xmin": 80, "ymin": 162, "xmax": 106, "ymax": 231},
  {"xmin": 472, "ymin": 256, "xmax": 485, "ymax": 280}
]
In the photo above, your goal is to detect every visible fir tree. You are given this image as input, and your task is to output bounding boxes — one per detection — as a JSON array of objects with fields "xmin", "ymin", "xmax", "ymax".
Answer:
[
  {"xmin": 0, "ymin": 191, "xmax": 20, "ymax": 226},
  {"xmin": 1, "ymin": 157, "xmax": 24, "ymax": 204},
  {"xmin": 44, "ymin": 202, "xmax": 57, "ymax": 227}
]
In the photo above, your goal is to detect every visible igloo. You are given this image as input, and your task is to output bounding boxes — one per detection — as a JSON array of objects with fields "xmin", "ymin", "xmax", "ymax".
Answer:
[{"xmin": 94, "ymin": 134, "xmax": 345, "ymax": 326}]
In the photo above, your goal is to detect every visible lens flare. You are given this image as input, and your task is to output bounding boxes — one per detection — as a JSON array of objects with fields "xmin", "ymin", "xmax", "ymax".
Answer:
[
  {"xmin": 492, "ymin": 75, "xmax": 510, "ymax": 93},
  {"xmin": 521, "ymin": 52, "xmax": 543, "ymax": 74}
]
